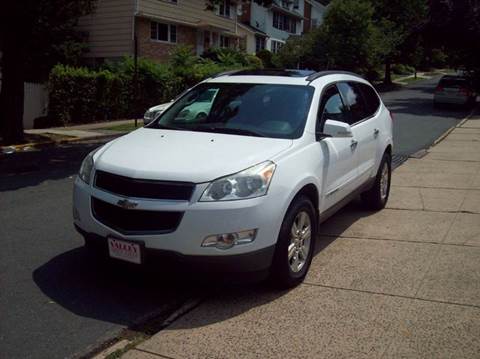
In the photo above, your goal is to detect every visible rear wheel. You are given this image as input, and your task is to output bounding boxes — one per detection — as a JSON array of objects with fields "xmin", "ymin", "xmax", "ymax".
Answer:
[
  {"xmin": 361, "ymin": 153, "xmax": 391, "ymax": 210},
  {"xmin": 270, "ymin": 196, "xmax": 317, "ymax": 289}
]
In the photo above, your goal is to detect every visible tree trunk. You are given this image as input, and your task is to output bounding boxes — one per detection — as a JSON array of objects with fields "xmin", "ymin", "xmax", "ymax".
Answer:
[
  {"xmin": 0, "ymin": 37, "xmax": 26, "ymax": 145},
  {"xmin": 384, "ymin": 59, "xmax": 392, "ymax": 85}
]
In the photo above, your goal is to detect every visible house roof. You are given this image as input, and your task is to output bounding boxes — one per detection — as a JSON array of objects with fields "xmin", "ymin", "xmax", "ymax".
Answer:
[
  {"xmin": 237, "ymin": 22, "xmax": 268, "ymax": 37},
  {"xmin": 269, "ymin": 3, "xmax": 305, "ymax": 20},
  {"xmin": 306, "ymin": 0, "xmax": 328, "ymax": 8}
]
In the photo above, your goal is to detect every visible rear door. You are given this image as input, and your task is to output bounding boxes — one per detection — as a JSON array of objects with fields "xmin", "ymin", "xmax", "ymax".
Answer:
[
  {"xmin": 337, "ymin": 82, "xmax": 380, "ymax": 184},
  {"xmin": 317, "ymin": 85, "xmax": 359, "ymax": 211}
]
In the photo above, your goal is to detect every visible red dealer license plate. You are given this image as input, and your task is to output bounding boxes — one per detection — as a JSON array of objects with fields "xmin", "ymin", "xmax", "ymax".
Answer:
[{"xmin": 108, "ymin": 237, "xmax": 142, "ymax": 264}]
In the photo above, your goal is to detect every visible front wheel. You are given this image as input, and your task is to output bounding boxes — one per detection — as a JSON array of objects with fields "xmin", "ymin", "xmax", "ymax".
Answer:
[
  {"xmin": 361, "ymin": 153, "xmax": 392, "ymax": 210},
  {"xmin": 270, "ymin": 195, "xmax": 317, "ymax": 289}
]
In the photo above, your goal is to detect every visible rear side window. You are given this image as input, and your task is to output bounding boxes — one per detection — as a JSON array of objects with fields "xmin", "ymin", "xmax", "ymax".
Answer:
[
  {"xmin": 337, "ymin": 82, "xmax": 368, "ymax": 124},
  {"xmin": 358, "ymin": 83, "xmax": 380, "ymax": 117}
]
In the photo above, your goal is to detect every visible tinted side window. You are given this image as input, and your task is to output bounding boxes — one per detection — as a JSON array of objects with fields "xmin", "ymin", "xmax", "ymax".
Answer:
[
  {"xmin": 358, "ymin": 83, "xmax": 380, "ymax": 117},
  {"xmin": 337, "ymin": 82, "xmax": 368, "ymax": 124},
  {"xmin": 318, "ymin": 86, "xmax": 348, "ymax": 125}
]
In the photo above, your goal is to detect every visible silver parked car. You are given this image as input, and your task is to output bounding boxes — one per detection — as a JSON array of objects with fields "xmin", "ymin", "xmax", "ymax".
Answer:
[
  {"xmin": 434, "ymin": 75, "xmax": 476, "ymax": 107},
  {"xmin": 143, "ymin": 101, "xmax": 173, "ymax": 125}
]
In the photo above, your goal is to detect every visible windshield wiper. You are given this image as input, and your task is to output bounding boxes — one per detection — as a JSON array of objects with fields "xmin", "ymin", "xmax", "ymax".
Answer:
[{"xmin": 192, "ymin": 126, "xmax": 265, "ymax": 137}]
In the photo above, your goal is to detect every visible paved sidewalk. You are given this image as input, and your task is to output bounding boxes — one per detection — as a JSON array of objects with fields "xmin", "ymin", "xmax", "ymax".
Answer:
[
  {"xmin": 25, "ymin": 119, "xmax": 139, "ymax": 139},
  {"xmin": 118, "ymin": 115, "xmax": 480, "ymax": 359},
  {"xmin": 1, "ymin": 119, "xmax": 139, "ymax": 153}
]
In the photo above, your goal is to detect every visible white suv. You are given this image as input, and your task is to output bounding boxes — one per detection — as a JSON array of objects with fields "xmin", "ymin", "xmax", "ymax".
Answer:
[{"xmin": 74, "ymin": 70, "xmax": 393, "ymax": 288}]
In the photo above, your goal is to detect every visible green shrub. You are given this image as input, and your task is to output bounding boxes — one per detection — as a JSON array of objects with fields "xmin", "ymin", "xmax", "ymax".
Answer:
[
  {"xmin": 48, "ymin": 51, "xmax": 250, "ymax": 124},
  {"xmin": 256, "ymin": 50, "xmax": 274, "ymax": 68},
  {"xmin": 245, "ymin": 54, "xmax": 263, "ymax": 69},
  {"xmin": 48, "ymin": 65, "xmax": 99, "ymax": 125},
  {"xmin": 201, "ymin": 47, "xmax": 261, "ymax": 68},
  {"xmin": 107, "ymin": 57, "xmax": 181, "ymax": 117},
  {"xmin": 391, "ymin": 64, "xmax": 415, "ymax": 75}
]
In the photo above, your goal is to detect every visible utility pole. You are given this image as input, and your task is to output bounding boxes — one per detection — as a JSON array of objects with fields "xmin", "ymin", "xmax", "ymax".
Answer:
[{"xmin": 134, "ymin": 33, "xmax": 138, "ymax": 128}]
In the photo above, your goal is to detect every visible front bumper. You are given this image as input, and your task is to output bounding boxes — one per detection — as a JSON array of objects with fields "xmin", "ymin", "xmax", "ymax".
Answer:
[
  {"xmin": 73, "ymin": 176, "xmax": 284, "ymax": 266},
  {"xmin": 75, "ymin": 224, "xmax": 275, "ymax": 273}
]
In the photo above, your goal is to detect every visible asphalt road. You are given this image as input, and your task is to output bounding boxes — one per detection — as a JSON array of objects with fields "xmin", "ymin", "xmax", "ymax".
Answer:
[
  {"xmin": 0, "ymin": 77, "xmax": 473, "ymax": 359},
  {"xmin": 380, "ymin": 76, "xmax": 471, "ymax": 155}
]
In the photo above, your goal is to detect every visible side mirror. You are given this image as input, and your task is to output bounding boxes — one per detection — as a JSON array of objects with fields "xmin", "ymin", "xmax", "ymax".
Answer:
[{"xmin": 323, "ymin": 119, "xmax": 353, "ymax": 138}]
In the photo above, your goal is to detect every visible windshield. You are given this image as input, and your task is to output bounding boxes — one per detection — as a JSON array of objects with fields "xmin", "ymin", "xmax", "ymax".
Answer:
[{"xmin": 152, "ymin": 83, "xmax": 314, "ymax": 139}]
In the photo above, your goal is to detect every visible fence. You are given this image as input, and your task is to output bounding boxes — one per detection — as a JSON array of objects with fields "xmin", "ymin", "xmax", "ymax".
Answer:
[{"xmin": 0, "ymin": 80, "xmax": 48, "ymax": 129}]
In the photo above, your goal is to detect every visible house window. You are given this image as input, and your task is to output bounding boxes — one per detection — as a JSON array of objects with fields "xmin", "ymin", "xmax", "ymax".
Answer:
[
  {"xmin": 272, "ymin": 12, "xmax": 297, "ymax": 33},
  {"xmin": 271, "ymin": 40, "xmax": 283, "ymax": 54},
  {"xmin": 255, "ymin": 36, "xmax": 265, "ymax": 52},
  {"xmin": 293, "ymin": 0, "xmax": 299, "ymax": 10},
  {"xmin": 218, "ymin": 0, "xmax": 231, "ymax": 18},
  {"xmin": 150, "ymin": 21, "xmax": 177, "ymax": 43},
  {"xmin": 220, "ymin": 35, "xmax": 230, "ymax": 48}
]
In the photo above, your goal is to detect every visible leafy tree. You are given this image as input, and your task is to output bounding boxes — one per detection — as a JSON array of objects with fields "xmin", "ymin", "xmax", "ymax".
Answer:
[
  {"xmin": 317, "ymin": 0, "xmax": 382, "ymax": 74},
  {"xmin": 426, "ymin": 0, "xmax": 480, "ymax": 85},
  {"xmin": 370, "ymin": 0, "xmax": 428, "ymax": 84},
  {"xmin": 0, "ymin": 0, "xmax": 96, "ymax": 144},
  {"xmin": 274, "ymin": 32, "xmax": 318, "ymax": 69}
]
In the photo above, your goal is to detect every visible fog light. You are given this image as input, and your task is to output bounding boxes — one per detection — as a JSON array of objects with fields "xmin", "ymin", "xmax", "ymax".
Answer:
[{"xmin": 202, "ymin": 229, "xmax": 257, "ymax": 250}]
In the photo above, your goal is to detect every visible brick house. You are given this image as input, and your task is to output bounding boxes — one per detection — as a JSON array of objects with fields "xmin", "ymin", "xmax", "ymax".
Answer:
[
  {"xmin": 78, "ymin": 0, "xmax": 328, "ymax": 63},
  {"xmin": 78, "ymin": 0, "xmax": 240, "ymax": 64}
]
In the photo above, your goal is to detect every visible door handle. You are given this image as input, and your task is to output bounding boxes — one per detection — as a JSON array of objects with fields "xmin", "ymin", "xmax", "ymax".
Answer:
[
  {"xmin": 350, "ymin": 139, "xmax": 358, "ymax": 150},
  {"xmin": 374, "ymin": 128, "xmax": 380, "ymax": 138}
]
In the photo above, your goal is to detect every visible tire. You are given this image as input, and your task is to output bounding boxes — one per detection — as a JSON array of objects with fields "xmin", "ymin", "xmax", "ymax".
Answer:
[
  {"xmin": 361, "ymin": 152, "xmax": 392, "ymax": 210},
  {"xmin": 270, "ymin": 195, "xmax": 317, "ymax": 289}
]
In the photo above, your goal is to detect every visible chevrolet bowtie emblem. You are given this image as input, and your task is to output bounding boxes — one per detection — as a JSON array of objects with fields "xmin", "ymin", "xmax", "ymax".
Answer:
[{"xmin": 117, "ymin": 199, "xmax": 138, "ymax": 209}]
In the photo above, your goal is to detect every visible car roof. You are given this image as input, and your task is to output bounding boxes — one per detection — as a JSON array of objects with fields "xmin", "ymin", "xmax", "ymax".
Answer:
[{"xmin": 206, "ymin": 69, "xmax": 368, "ymax": 86}]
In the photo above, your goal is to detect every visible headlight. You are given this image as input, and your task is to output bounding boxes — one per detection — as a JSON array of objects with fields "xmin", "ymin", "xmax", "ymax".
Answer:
[
  {"xmin": 200, "ymin": 161, "xmax": 276, "ymax": 202},
  {"xmin": 78, "ymin": 149, "xmax": 97, "ymax": 184}
]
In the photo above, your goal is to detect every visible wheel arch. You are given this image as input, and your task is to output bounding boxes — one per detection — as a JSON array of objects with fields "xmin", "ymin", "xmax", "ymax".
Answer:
[
  {"xmin": 385, "ymin": 144, "xmax": 392, "ymax": 157},
  {"xmin": 282, "ymin": 182, "xmax": 320, "ymax": 221}
]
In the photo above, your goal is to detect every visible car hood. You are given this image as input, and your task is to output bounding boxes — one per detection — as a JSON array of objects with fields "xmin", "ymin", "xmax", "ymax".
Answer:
[
  {"xmin": 95, "ymin": 128, "xmax": 293, "ymax": 183},
  {"xmin": 149, "ymin": 102, "xmax": 173, "ymax": 112}
]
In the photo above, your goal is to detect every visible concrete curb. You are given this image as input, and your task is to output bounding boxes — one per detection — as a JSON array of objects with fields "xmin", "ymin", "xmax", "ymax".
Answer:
[{"xmin": 431, "ymin": 106, "xmax": 478, "ymax": 148}]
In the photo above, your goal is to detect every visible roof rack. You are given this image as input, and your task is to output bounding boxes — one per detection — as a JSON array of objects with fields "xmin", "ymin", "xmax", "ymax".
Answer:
[
  {"xmin": 306, "ymin": 70, "xmax": 364, "ymax": 82},
  {"xmin": 211, "ymin": 69, "xmax": 316, "ymax": 79},
  {"xmin": 211, "ymin": 69, "xmax": 244, "ymax": 78}
]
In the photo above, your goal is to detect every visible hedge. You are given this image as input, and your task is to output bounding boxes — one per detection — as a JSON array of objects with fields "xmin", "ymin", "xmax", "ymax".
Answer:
[{"xmin": 47, "ymin": 50, "xmax": 263, "ymax": 125}]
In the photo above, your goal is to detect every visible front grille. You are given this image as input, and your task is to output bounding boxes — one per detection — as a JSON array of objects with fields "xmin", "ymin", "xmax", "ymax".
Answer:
[
  {"xmin": 91, "ymin": 197, "xmax": 183, "ymax": 235},
  {"xmin": 94, "ymin": 170, "xmax": 195, "ymax": 200}
]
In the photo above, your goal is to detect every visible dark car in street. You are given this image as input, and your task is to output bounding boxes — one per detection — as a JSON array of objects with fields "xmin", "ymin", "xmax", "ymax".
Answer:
[{"xmin": 434, "ymin": 75, "xmax": 477, "ymax": 107}]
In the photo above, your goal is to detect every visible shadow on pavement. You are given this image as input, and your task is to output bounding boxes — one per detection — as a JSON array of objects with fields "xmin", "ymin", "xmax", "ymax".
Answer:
[
  {"xmin": 32, "ymin": 199, "xmax": 376, "ymax": 333},
  {"xmin": 387, "ymin": 98, "xmax": 472, "ymax": 118},
  {"xmin": 0, "ymin": 142, "xmax": 103, "ymax": 192},
  {"xmin": 32, "ymin": 246, "xmax": 202, "ymax": 327}
]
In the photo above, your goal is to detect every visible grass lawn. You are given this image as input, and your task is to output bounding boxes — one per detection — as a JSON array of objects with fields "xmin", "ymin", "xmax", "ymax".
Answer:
[
  {"xmin": 100, "ymin": 122, "xmax": 141, "ymax": 132},
  {"xmin": 400, "ymin": 76, "xmax": 427, "ymax": 84}
]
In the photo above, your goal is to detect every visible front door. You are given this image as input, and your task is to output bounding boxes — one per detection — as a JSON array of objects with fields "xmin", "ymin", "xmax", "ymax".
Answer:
[
  {"xmin": 337, "ymin": 82, "xmax": 380, "ymax": 184},
  {"xmin": 317, "ymin": 85, "xmax": 359, "ymax": 212}
]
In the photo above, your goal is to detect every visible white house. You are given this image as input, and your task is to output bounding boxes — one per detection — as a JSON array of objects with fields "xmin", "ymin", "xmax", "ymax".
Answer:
[{"xmin": 239, "ymin": 0, "xmax": 327, "ymax": 54}]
